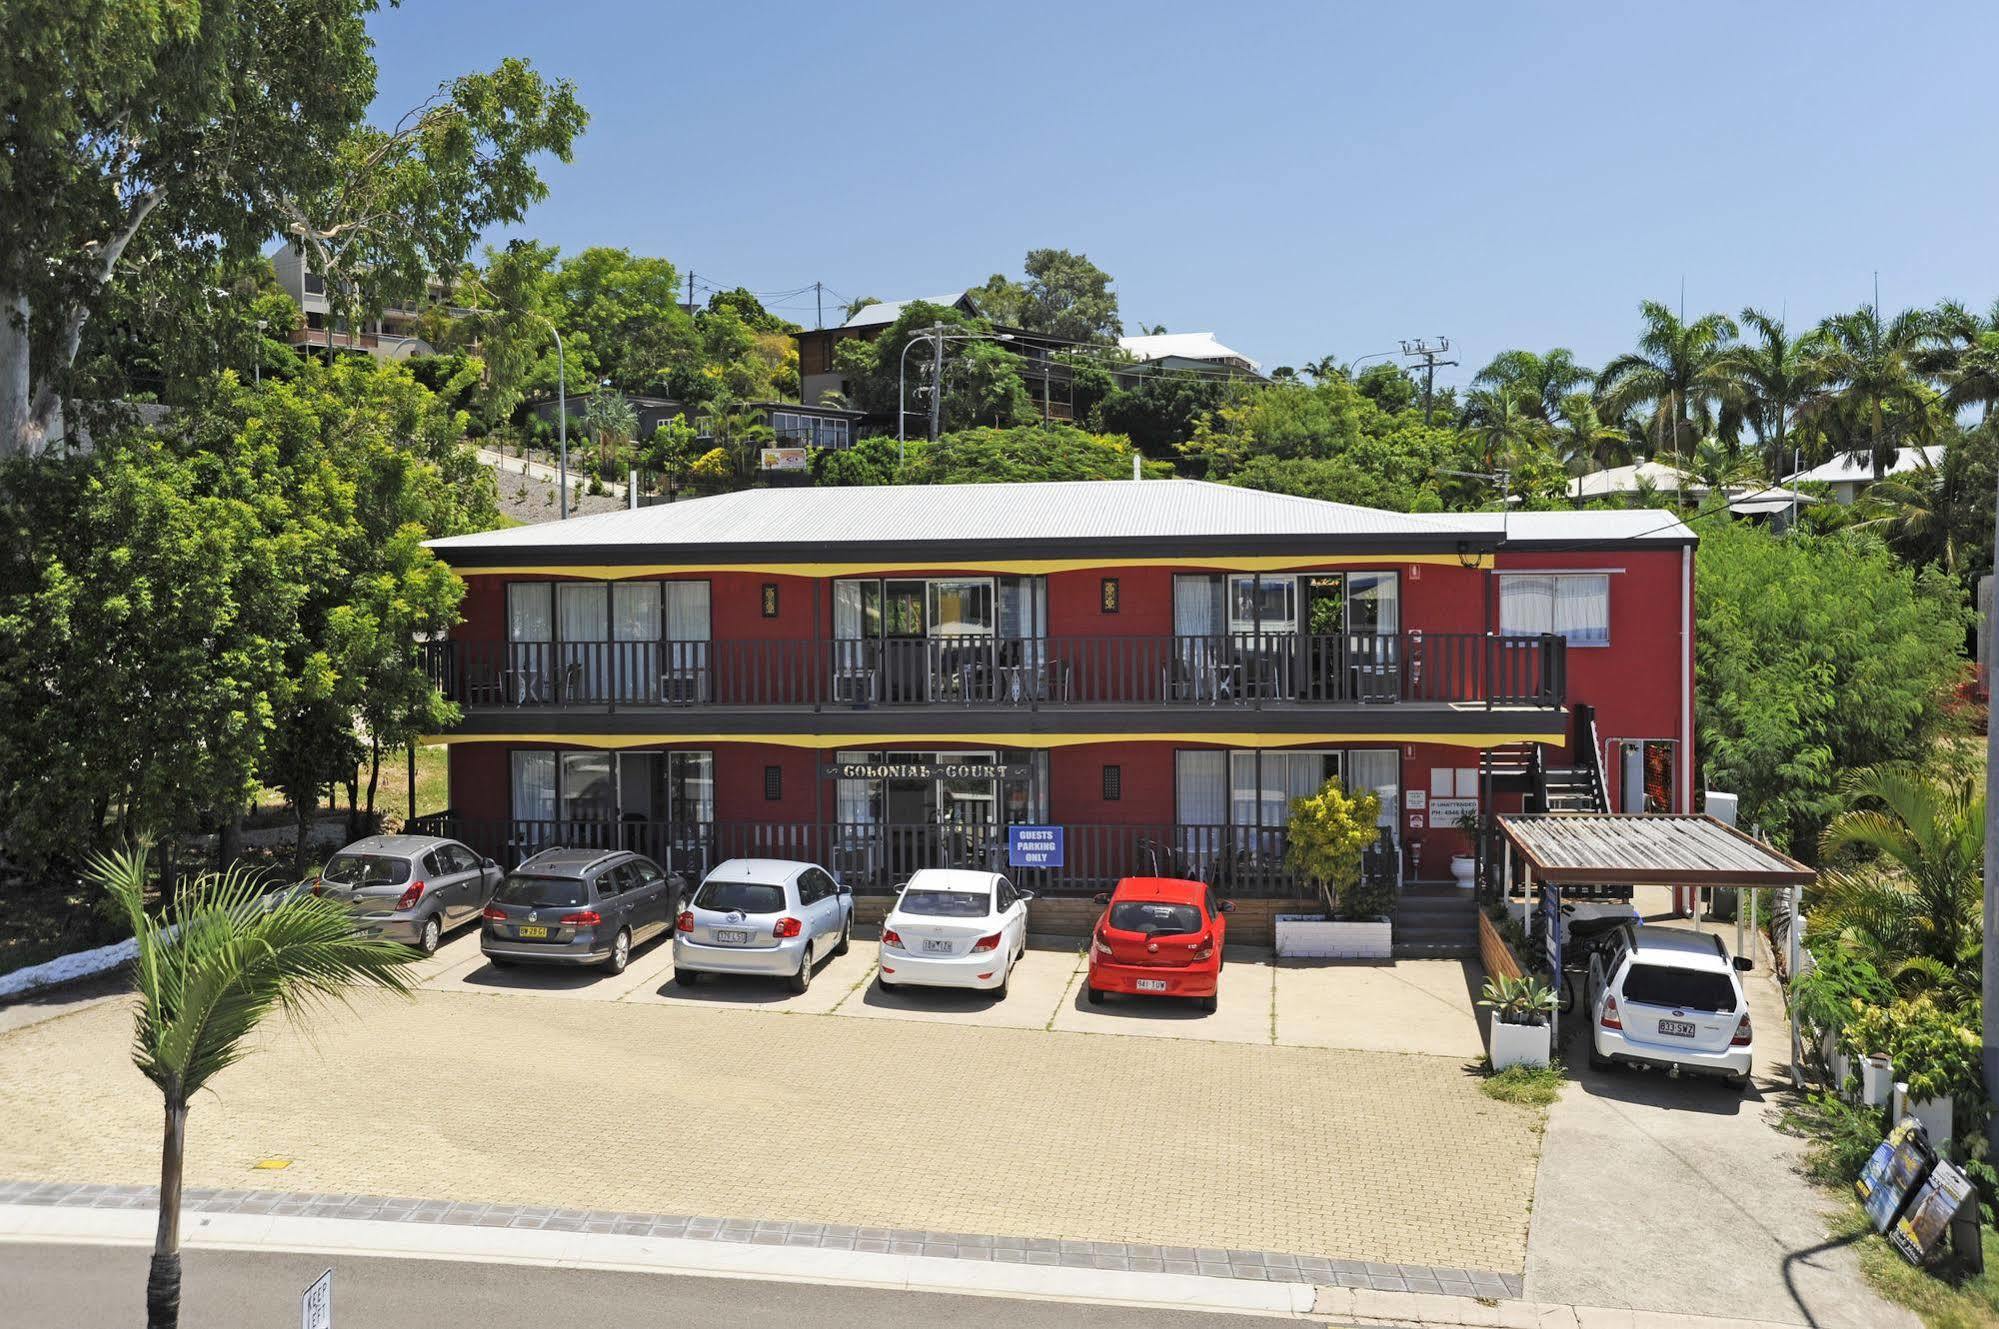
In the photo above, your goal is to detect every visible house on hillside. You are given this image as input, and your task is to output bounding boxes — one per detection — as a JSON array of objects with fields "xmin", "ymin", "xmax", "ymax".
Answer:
[
  {"xmin": 1784, "ymin": 446, "xmax": 1944, "ymax": 505},
  {"xmin": 1568, "ymin": 460, "xmax": 1814, "ymax": 523},
  {"xmin": 524, "ymin": 392, "xmax": 865, "ymax": 471},
  {"xmin": 1115, "ymin": 332, "xmax": 1262, "ymax": 382},
  {"xmin": 413, "ymin": 479, "xmax": 1695, "ymax": 951},
  {"xmin": 269, "ymin": 239, "xmax": 449, "ymax": 361}
]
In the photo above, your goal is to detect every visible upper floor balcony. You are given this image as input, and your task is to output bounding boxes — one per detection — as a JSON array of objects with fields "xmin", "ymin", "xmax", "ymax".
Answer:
[{"xmin": 425, "ymin": 630, "xmax": 1567, "ymax": 715}]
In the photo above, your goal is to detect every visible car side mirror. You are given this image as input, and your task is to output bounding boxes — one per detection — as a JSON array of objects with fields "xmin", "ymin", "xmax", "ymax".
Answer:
[
  {"xmin": 1732, "ymin": 955, "xmax": 1753, "ymax": 972},
  {"xmin": 1092, "ymin": 891, "xmax": 1110, "ymax": 906},
  {"xmin": 837, "ymin": 884, "xmax": 852, "ymax": 896},
  {"xmin": 1017, "ymin": 888, "xmax": 1035, "ymax": 902},
  {"xmin": 1219, "ymin": 900, "xmax": 1236, "ymax": 914},
  {"xmin": 482, "ymin": 857, "xmax": 498, "ymax": 870}
]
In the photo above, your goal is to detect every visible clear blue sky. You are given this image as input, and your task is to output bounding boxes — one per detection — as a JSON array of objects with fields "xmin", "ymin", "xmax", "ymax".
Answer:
[{"xmin": 368, "ymin": 2, "xmax": 1999, "ymax": 389}]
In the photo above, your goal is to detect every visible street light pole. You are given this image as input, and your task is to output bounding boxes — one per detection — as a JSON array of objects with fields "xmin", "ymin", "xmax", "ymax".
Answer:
[
  {"xmin": 896, "ymin": 323, "xmax": 1016, "ymax": 465},
  {"xmin": 549, "ymin": 320, "xmax": 568, "ymax": 520},
  {"xmin": 897, "ymin": 323, "xmax": 943, "ymax": 467},
  {"xmin": 928, "ymin": 328, "xmax": 944, "ymax": 443}
]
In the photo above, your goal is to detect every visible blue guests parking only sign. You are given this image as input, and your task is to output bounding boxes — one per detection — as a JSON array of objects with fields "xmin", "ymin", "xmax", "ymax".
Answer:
[{"xmin": 1007, "ymin": 825, "xmax": 1064, "ymax": 869}]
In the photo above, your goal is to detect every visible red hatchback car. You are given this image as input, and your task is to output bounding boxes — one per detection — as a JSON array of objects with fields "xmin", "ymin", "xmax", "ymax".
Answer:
[{"xmin": 1085, "ymin": 877, "xmax": 1234, "ymax": 1012}]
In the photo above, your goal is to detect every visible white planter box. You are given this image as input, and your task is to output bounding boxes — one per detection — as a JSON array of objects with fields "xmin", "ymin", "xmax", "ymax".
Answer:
[
  {"xmin": 1275, "ymin": 914, "xmax": 1393, "ymax": 960},
  {"xmin": 1819, "ymin": 1031, "xmax": 1852, "ymax": 1096},
  {"xmin": 1861, "ymin": 1055, "xmax": 1894, "ymax": 1108},
  {"xmin": 1911, "ymin": 1093, "xmax": 1954, "ymax": 1149},
  {"xmin": 1489, "ymin": 1018, "xmax": 1552, "ymax": 1070}
]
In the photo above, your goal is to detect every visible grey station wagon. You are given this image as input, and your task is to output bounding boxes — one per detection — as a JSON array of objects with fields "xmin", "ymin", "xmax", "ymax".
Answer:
[
  {"xmin": 316, "ymin": 834, "xmax": 503, "ymax": 956},
  {"xmin": 479, "ymin": 847, "xmax": 684, "ymax": 975}
]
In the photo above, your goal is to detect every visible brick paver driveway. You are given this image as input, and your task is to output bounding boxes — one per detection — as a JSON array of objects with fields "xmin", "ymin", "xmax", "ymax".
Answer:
[{"xmin": 0, "ymin": 937, "xmax": 1540, "ymax": 1274}]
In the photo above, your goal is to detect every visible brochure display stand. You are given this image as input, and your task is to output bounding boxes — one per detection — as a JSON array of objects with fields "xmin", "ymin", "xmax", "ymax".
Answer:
[{"xmin": 1856, "ymin": 1116, "xmax": 1985, "ymax": 1272}]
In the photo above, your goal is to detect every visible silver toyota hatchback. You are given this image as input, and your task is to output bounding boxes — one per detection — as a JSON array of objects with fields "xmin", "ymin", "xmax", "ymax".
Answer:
[{"xmin": 672, "ymin": 858, "xmax": 853, "ymax": 993}]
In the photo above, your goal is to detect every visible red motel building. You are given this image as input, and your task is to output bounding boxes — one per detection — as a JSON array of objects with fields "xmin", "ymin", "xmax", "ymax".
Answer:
[{"xmin": 418, "ymin": 480, "xmax": 1694, "ymax": 945}]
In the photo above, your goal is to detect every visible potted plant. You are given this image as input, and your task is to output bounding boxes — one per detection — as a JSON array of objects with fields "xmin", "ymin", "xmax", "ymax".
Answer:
[
  {"xmin": 1479, "ymin": 974, "xmax": 1559, "ymax": 1069},
  {"xmin": 1789, "ymin": 950, "xmax": 1893, "ymax": 1096},
  {"xmin": 1882, "ymin": 996, "xmax": 1979, "ymax": 1148},
  {"xmin": 1450, "ymin": 810, "xmax": 1481, "ymax": 889},
  {"xmin": 1277, "ymin": 781, "xmax": 1389, "ymax": 958}
]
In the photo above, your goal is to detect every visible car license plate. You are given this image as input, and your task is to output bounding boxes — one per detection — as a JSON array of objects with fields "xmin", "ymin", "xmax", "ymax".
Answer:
[
  {"xmin": 1135, "ymin": 979, "xmax": 1168, "ymax": 993},
  {"xmin": 714, "ymin": 929, "xmax": 751, "ymax": 945},
  {"xmin": 515, "ymin": 925, "xmax": 549, "ymax": 940},
  {"xmin": 923, "ymin": 939, "xmax": 954, "ymax": 953},
  {"xmin": 1659, "ymin": 1018, "xmax": 1696, "ymax": 1038}
]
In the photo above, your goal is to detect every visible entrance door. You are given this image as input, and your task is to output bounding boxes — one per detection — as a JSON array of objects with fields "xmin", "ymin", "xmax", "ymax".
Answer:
[
  {"xmin": 881, "ymin": 580, "xmax": 928, "ymax": 703},
  {"xmin": 1301, "ymin": 576, "xmax": 1344, "ymax": 700}
]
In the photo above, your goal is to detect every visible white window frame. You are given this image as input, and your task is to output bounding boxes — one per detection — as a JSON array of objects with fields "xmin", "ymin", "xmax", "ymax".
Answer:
[{"xmin": 1498, "ymin": 572, "xmax": 1611, "ymax": 647}]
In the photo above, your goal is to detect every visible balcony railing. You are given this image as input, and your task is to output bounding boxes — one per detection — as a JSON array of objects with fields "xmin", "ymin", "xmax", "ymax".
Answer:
[
  {"xmin": 425, "ymin": 631, "xmax": 1565, "ymax": 712},
  {"xmin": 408, "ymin": 813, "xmax": 1398, "ymax": 899}
]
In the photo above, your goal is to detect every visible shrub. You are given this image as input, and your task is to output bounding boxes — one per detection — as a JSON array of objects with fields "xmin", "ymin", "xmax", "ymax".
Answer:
[{"xmin": 1284, "ymin": 780, "xmax": 1383, "ymax": 918}]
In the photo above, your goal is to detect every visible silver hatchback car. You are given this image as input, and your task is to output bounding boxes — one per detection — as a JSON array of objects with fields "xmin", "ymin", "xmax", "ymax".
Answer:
[
  {"xmin": 672, "ymin": 858, "xmax": 853, "ymax": 993},
  {"xmin": 315, "ymin": 835, "xmax": 503, "ymax": 955}
]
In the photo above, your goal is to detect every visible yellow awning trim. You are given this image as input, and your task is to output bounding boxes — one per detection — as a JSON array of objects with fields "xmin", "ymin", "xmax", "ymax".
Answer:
[
  {"xmin": 451, "ymin": 552, "xmax": 1491, "ymax": 579},
  {"xmin": 420, "ymin": 729, "xmax": 1559, "ymax": 751}
]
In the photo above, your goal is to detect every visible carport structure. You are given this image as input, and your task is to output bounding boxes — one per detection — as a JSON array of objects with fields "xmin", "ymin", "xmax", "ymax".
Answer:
[{"xmin": 1492, "ymin": 813, "xmax": 1814, "ymax": 1044}]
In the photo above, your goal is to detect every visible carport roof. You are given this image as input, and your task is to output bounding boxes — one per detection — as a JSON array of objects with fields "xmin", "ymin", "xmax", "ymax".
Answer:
[{"xmin": 1494, "ymin": 814, "xmax": 1813, "ymax": 888}]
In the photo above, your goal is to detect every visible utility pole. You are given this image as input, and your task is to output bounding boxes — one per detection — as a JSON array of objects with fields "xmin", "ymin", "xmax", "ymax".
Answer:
[
  {"xmin": 815, "ymin": 281, "xmax": 824, "ymax": 331},
  {"xmin": 928, "ymin": 326, "xmax": 945, "ymax": 442},
  {"xmin": 1400, "ymin": 337, "xmax": 1457, "ymax": 425},
  {"xmin": 1984, "ymin": 471, "xmax": 1999, "ymax": 1158},
  {"xmin": 686, "ymin": 271, "xmax": 695, "ymax": 314}
]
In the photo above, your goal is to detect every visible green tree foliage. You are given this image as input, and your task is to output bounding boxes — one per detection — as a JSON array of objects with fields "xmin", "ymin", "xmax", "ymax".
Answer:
[
  {"xmin": 1595, "ymin": 302, "xmax": 1740, "ymax": 459},
  {"xmin": 581, "ymin": 387, "xmax": 639, "ymax": 471},
  {"xmin": 1694, "ymin": 519, "xmax": 1968, "ymax": 855},
  {"xmin": 902, "ymin": 425, "xmax": 1167, "ymax": 486},
  {"xmin": 828, "ymin": 300, "xmax": 980, "ymax": 425},
  {"xmin": 546, "ymin": 247, "xmax": 693, "ymax": 394},
  {"xmin": 944, "ymin": 341, "xmax": 1034, "ymax": 427},
  {"xmin": 1799, "ymin": 304, "xmax": 1939, "ymax": 476},
  {"xmin": 1096, "ymin": 372, "xmax": 1232, "ymax": 458},
  {"xmin": 0, "ymin": 2, "xmax": 584, "ymax": 455},
  {"xmin": 975, "ymin": 248, "xmax": 1122, "ymax": 343},
  {"xmin": 811, "ymin": 434, "xmax": 902, "ymax": 487},
  {"xmin": 95, "ymin": 848, "xmax": 420, "ymax": 1329},
  {"xmin": 0, "ymin": 359, "xmax": 487, "ymax": 877},
  {"xmin": 1814, "ymin": 764, "xmax": 1984, "ymax": 978},
  {"xmin": 1285, "ymin": 780, "xmax": 1383, "ymax": 918}
]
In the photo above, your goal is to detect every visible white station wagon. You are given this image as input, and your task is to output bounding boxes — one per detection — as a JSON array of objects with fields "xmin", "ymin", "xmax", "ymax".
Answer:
[{"xmin": 1586, "ymin": 925, "xmax": 1754, "ymax": 1090}]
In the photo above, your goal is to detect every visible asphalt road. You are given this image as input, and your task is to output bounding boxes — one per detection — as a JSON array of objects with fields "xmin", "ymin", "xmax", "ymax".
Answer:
[{"xmin": 0, "ymin": 1242, "xmax": 1326, "ymax": 1328}]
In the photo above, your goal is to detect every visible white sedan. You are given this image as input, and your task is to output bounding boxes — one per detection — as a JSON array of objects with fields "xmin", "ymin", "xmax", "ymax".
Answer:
[{"xmin": 877, "ymin": 868, "xmax": 1032, "ymax": 996}]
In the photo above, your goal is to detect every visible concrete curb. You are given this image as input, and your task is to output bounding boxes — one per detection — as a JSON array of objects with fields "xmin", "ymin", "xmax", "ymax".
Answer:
[
  {"xmin": 0, "ymin": 1202, "xmax": 1314, "ymax": 1316},
  {"xmin": 1313, "ymin": 1283, "xmax": 1828, "ymax": 1328}
]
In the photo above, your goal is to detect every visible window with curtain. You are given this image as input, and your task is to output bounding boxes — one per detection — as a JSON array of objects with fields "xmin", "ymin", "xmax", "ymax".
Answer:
[
  {"xmin": 1499, "ymin": 574, "xmax": 1609, "ymax": 645},
  {"xmin": 511, "ymin": 750, "xmax": 556, "ymax": 825},
  {"xmin": 834, "ymin": 748, "xmax": 879, "ymax": 826},
  {"xmin": 611, "ymin": 583, "xmax": 660, "ymax": 702},
  {"xmin": 508, "ymin": 584, "xmax": 552, "ymax": 642},
  {"xmin": 1227, "ymin": 574, "xmax": 1297, "ymax": 633},
  {"xmin": 557, "ymin": 583, "xmax": 610, "ymax": 700},
  {"xmin": 667, "ymin": 751, "xmax": 714, "ymax": 824},
  {"xmin": 662, "ymin": 581, "xmax": 710, "ymax": 641},
  {"xmin": 560, "ymin": 751, "xmax": 615, "ymax": 826},
  {"xmin": 1346, "ymin": 572, "xmax": 1400, "ymax": 635},
  {"xmin": 1175, "ymin": 751, "xmax": 1226, "ymax": 826},
  {"xmin": 1344, "ymin": 749, "xmax": 1400, "ymax": 827},
  {"xmin": 1172, "ymin": 575, "xmax": 1224, "ymax": 638},
  {"xmin": 1229, "ymin": 751, "xmax": 1338, "ymax": 829}
]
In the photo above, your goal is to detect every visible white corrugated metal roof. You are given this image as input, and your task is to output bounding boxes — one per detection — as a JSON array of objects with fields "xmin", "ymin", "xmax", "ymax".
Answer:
[
  {"xmin": 1497, "ymin": 814, "xmax": 1812, "ymax": 886},
  {"xmin": 429, "ymin": 479, "xmax": 1481, "ymax": 555},
  {"xmin": 1566, "ymin": 461, "xmax": 1692, "ymax": 499},
  {"xmin": 840, "ymin": 294, "xmax": 974, "ymax": 330},
  {"xmin": 1117, "ymin": 332, "xmax": 1261, "ymax": 371},
  {"xmin": 1784, "ymin": 446, "xmax": 1943, "ymax": 485},
  {"xmin": 1458, "ymin": 509, "xmax": 1697, "ymax": 546}
]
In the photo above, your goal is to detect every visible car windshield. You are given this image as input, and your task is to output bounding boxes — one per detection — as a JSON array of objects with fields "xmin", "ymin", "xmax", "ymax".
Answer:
[
  {"xmin": 496, "ymin": 875, "xmax": 586, "ymax": 909},
  {"xmin": 1109, "ymin": 900, "xmax": 1203, "ymax": 935},
  {"xmin": 321, "ymin": 854, "xmax": 411, "ymax": 887},
  {"xmin": 695, "ymin": 880, "xmax": 786, "ymax": 915},
  {"xmin": 899, "ymin": 889, "xmax": 990, "ymax": 917},
  {"xmin": 1621, "ymin": 963, "xmax": 1738, "ymax": 1012}
]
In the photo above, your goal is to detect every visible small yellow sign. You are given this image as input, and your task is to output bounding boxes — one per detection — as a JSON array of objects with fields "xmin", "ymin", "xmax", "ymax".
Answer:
[{"xmin": 252, "ymin": 1158, "xmax": 292, "ymax": 1170}]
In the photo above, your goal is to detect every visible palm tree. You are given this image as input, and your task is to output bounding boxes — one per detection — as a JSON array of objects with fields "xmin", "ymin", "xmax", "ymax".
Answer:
[
  {"xmin": 581, "ymin": 387, "xmax": 639, "ymax": 470},
  {"xmin": 1595, "ymin": 301, "xmax": 1739, "ymax": 460},
  {"xmin": 1683, "ymin": 436, "xmax": 1761, "ymax": 495},
  {"xmin": 1472, "ymin": 348, "xmax": 1593, "ymax": 422},
  {"xmin": 1799, "ymin": 304, "xmax": 1935, "ymax": 477},
  {"xmin": 1815, "ymin": 764, "xmax": 1984, "ymax": 972},
  {"xmin": 1921, "ymin": 298, "xmax": 1999, "ymax": 423},
  {"xmin": 1714, "ymin": 308, "xmax": 1825, "ymax": 481},
  {"xmin": 1458, "ymin": 387, "xmax": 1552, "ymax": 474},
  {"xmin": 1852, "ymin": 450, "xmax": 1982, "ymax": 575},
  {"xmin": 1550, "ymin": 391, "xmax": 1629, "ymax": 474},
  {"xmin": 98, "ymin": 850, "xmax": 421, "ymax": 1329}
]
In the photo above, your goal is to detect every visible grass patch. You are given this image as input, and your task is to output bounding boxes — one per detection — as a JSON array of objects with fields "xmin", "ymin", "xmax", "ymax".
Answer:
[
  {"xmin": 1481, "ymin": 1062, "xmax": 1565, "ymax": 1107},
  {"xmin": 253, "ymin": 742, "xmax": 450, "ymax": 823},
  {"xmin": 1831, "ymin": 1201, "xmax": 1999, "ymax": 1329}
]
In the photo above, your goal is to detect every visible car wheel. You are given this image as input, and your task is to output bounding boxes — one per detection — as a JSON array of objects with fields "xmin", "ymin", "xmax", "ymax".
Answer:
[
  {"xmin": 1726, "ymin": 1072, "xmax": 1752, "ymax": 1093},
  {"xmin": 676, "ymin": 967, "xmax": 701, "ymax": 987},
  {"xmin": 1587, "ymin": 1037, "xmax": 1612, "ymax": 1072},
  {"xmin": 603, "ymin": 929, "xmax": 631, "ymax": 975},
  {"xmin": 417, "ymin": 915, "xmax": 441, "ymax": 956},
  {"xmin": 1198, "ymin": 994, "xmax": 1218, "ymax": 1015},
  {"xmin": 833, "ymin": 919, "xmax": 851, "ymax": 957},
  {"xmin": 994, "ymin": 959, "xmax": 1011, "ymax": 1000},
  {"xmin": 1086, "ymin": 985, "xmax": 1105, "ymax": 1006},
  {"xmin": 486, "ymin": 954, "xmax": 514, "ymax": 968},
  {"xmin": 877, "ymin": 969, "xmax": 897, "ymax": 992},
  {"xmin": 789, "ymin": 943, "xmax": 813, "ymax": 994}
]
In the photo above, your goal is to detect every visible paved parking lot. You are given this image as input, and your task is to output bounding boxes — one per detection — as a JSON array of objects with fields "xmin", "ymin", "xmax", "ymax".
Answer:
[{"xmin": 0, "ymin": 931, "xmax": 1533, "ymax": 1272}]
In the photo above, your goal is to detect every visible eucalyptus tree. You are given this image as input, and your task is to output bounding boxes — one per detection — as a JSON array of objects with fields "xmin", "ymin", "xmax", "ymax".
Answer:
[
  {"xmin": 1595, "ymin": 302, "xmax": 1739, "ymax": 460},
  {"xmin": 1801, "ymin": 304, "xmax": 1936, "ymax": 476},
  {"xmin": 97, "ymin": 849, "xmax": 420, "ymax": 1329},
  {"xmin": 1715, "ymin": 308, "xmax": 1826, "ymax": 480},
  {"xmin": 0, "ymin": 0, "xmax": 584, "ymax": 457}
]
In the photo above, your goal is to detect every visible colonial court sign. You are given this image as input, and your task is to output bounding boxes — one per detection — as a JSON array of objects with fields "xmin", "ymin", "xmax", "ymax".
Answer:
[
  {"xmin": 1008, "ymin": 825, "xmax": 1064, "ymax": 868},
  {"xmin": 820, "ymin": 762, "xmax": 1028, "ymax": 782}
]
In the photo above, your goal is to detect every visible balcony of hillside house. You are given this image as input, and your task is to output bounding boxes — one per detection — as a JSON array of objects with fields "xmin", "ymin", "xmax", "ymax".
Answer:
[
  {"xmin": 407, "ymin": 813, "xmax": 1400, "ymax": 900},
  {"xmin": 424, "ymin": 631, "xmax": 1567, "ymax": 714}
]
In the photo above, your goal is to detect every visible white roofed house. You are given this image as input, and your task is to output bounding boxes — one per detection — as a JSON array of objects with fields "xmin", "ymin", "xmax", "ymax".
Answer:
[
  {"xmin": 1114, "ymin": 332, "xmax": 1263, "ymax": 384},
  {"xmin": 1783, "ymin": 446, "xmax": 1945, "ymax": 505},
  {"xmin": 1567, "ymin": 459, "xmax": 1815, "ymax": 524}
]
